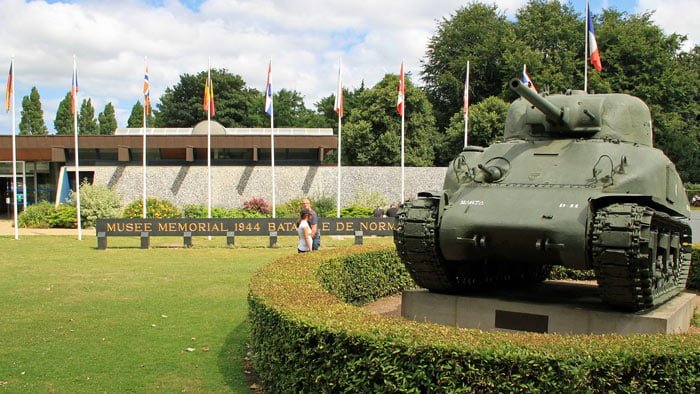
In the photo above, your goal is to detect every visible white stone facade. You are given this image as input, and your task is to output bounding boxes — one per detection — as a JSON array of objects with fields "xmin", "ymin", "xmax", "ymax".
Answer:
[{"xmin": 92, "ymin": 165, "xmax": 448, "ymax": 208}]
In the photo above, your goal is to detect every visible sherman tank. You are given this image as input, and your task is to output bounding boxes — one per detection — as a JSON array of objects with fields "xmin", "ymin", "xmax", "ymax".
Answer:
[{"xmin": 394, "ymin": 78, "xmax": 693, "ymax": 311}]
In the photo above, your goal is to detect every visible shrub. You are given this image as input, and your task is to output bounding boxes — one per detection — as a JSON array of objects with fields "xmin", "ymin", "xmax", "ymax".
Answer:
[
  {"xmin": 122, "ymin": 197, "xmax": 181, "ymax": 218},
  {"xmin": 348, "ymin": 189, "xmax": 387, "ymax": 210},
  {"xmin": 276, "ymin": 198, "xmax": 303, "ymax": 218},
  {"xmin": 243, "ymin": 197, "xmax": 271, "ymax": 215},
  {"xmin": 249, "ymin": 246, "xmax": 700, "ymax": 393},
  {"xmin": 183, "ymin": 204, "xmax": 207, "ymax": 218},
  {"xmin": 17, "ymin": 201, "xmax": 54, "ymax": 228},
  {"xmin": 310, "ymin": 194, "xmax": 337, "ymax": 218},
  {"xmin": 340, "ymin": 205, "xmax": 373, "ymax": 218},
  {"xmin": 67, "ymin": 180, "xmax": 122, "ymax": 227},
  {"xmin": 48, "ymin": 205, "xmax": 77, "ymax": 228},
  {"xmin": 689, "ymin": 248, "xmax": 700, "ymax": 289}
]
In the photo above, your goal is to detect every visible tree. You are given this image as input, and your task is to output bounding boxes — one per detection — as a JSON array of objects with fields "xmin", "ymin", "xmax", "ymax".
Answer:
[
  {"xmin": 54, "ymin": 92, "xmax": 73, "ymax": 135},
  {"xmin": 78, "ymin": 98, "xmax": 98, "ymax": 135},
  {"xmin": 272, "ymin": 89, "xmax": 323, "ymax": 127},
  {"xmin": 97, "ymin": 103, "xmax": 118, "ymax": 135},
  {"xmin": 19, "ymin": 87, "xmax": 48, "ymax": 135},
  {"xmin": 510, "ymin": 1, "xmax": 587, "ymax": 95},
  {"xmin": 438, "ymin": 97, "xmax": 510, "ymax": 164},
  {"xmin": 422, "ymin": 3, "xmax": 518, "ymax": 131},
  {"xmin": 342, "ymin": 73, "xmax": 437, "ymax": 166},
  {"xmin": 127, "ymin": 101, "xmax": 154, "ymax": 127},
  {"xmin": 155, "ymin": 69, "xmax": 265, "ymax": 128},
  {"xmin": 596, "ymin": 10, "xmax": 700, "ymax": 182}
]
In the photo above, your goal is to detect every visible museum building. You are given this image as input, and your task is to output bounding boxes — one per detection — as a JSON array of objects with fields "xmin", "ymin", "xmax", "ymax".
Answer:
[{"xmin": 0, "ymin": 121, "xmax": 337, "ymax": 213}]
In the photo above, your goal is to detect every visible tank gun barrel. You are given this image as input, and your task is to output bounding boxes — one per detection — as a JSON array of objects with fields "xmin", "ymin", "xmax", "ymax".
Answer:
[{"xmin": 509, "ymin": 79, "xmax": 565, "ymax": 126}]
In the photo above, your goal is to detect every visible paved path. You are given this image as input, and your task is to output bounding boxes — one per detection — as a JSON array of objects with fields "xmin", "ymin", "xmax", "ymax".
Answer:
[{"xmin": 0, "ymin": 219, "xmax": 78, "ymax": 236}]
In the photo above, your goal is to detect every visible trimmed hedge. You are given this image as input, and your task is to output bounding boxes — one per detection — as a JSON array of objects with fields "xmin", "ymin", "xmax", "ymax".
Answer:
[
  {"xmin": 316, "ymin": 249, "xmax": 415, "ymax": 305},
  {"xmin": 248, "ymin": 246, "xmax": 700, "ymax": 393}
]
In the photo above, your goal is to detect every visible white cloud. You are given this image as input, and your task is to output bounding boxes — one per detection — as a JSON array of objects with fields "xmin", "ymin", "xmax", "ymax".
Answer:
[
  {"xmin": 3, "ymin": 0, "xmax": 694, "ymax": 134},
  {"xmin": 636, "ymin": 0, "xmax": 699, "ymax": 50}
]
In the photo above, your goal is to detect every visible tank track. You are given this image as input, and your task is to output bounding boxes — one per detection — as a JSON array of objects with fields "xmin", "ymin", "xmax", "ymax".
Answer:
[
  {"xmin": 590, "ymin": 203, "xmax": 692, "ymax": 311},
  {"xmin": 394, "ymin": 197, "xmax": 552, "ymax": 293},
  {"xmin": 393, "ymin": 196, "xmax": 458, "ymax": 292}
]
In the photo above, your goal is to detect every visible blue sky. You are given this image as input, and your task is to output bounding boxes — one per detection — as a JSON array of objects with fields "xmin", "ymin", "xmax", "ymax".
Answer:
[{"xmin": 1, "ymin": 0, "xmax": 696, "ymax": 134}]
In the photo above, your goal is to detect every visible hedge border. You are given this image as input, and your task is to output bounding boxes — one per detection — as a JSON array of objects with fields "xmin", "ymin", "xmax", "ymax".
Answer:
[{"xmin": 248, "ymin": 246, "xmax": 700, "ymax": 392}]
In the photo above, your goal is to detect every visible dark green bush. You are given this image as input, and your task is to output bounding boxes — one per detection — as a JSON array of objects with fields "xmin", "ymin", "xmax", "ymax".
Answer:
[
  {"xmin": 17, "ymin": 201, "xmax": 54, "ymax": 228},
  {"xmin": 122, "ymin": 197, "xmax": 181, "ymax": 218},
  {"xmin": 48, "ymin": 205, "xmax": 77, "ymax": 228},
  {"xmin": 689, "ymin": 248, "xmax": 700, "ymax": 289},
  {"xmin": 549, "ymin": 266, "xmax": 596, "ymax": 281},
  {"xmin": 249, "ymin": 246, "xmax": 700, "ymax": 393},
  {"xmin": 340, "ymin": 205, "xmax": 373, "ymax": 218},
  {"xmin": 316, "ymin": 248, "xmax": 414, "ymax": 305}
]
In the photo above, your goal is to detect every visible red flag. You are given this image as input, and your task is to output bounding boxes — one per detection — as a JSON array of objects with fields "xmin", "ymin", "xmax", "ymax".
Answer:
[
  {"xmin": 397, "ymin": 62, "xmax": 405, "ymax": 116},
  {"xmin": 5, "ymin": 62, "xmax": 12, "ymax": 113},
  {"xmin": 588, "ymin": 6, "xmax": 603, "ymax": 72},
  {"xmin": 203, "ymin": 71, "xmax": 215, "ymax": 116}
]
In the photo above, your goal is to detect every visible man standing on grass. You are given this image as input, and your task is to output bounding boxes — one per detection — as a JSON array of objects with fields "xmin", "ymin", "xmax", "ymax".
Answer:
[{"xmin": 301, "ymin": 198, "xmax": 320, "ymax": 250}]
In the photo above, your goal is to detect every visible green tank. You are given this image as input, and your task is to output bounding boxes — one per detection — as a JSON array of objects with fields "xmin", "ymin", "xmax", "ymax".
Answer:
[{"xmin": 394, "ymin": 78, "xmax": 693, "ymax": 311}]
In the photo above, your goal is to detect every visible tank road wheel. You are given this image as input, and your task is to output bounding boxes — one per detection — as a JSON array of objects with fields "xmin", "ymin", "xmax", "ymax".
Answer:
[
  {"xmin": 591, "ymin": 203, "xmax": 692, "ymax": 311},
  {"xmin": 393, "ymin": 196, "xmax": 458, "ymax": 293}
]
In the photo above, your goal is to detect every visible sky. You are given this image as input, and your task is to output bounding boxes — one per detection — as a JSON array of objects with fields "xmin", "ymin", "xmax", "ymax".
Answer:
[{"xmin": 0, "ymin": 0, "xmax": 697, "ymax": 134}]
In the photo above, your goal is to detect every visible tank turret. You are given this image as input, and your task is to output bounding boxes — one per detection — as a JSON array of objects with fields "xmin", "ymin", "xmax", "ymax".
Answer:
[{"xmin": 394, "ymin": 78, "xmax": 692, "ymax": 312}]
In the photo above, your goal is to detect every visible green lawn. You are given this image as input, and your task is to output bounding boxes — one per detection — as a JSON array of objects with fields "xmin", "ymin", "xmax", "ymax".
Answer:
[{"xmin": 0, "ymin": 235, "xmax": 392, "ymax": 392}]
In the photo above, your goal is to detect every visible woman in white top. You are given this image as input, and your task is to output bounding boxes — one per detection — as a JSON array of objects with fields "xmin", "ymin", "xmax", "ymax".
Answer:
[{"xmin": 297, "ymin": 208, "xmax": 313, "ymax": 253}]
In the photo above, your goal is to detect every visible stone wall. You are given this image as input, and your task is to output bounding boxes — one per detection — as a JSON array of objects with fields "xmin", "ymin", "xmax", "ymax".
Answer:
[{"xmin": 91, "ymin": 165, "xmax": 448, "ymax": 208}]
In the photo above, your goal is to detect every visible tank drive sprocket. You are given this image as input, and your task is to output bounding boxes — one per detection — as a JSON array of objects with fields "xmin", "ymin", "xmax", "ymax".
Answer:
[
  {"xmin": 590, "ymin": 203, "xmax": 692, "ymax": 311},
  {"xmin": 393, "ymin": 196, "xmax": 458, "ymax": 293}
]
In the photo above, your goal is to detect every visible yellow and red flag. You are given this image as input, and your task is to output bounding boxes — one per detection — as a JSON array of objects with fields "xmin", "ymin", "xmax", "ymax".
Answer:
[
  {"xmin": 203, "ymin": 71, "xmax": 215, "ymax": 116},
  {"xmin": 5, "ymin": 62, "xmax": 12, "ymax": 113}
]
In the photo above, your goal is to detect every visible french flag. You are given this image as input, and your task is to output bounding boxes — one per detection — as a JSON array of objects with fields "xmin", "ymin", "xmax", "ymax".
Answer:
[
  {"xmin": 588, "ymin": 6, "xmax": 603, "ymax": 72},
  {"xmin": 521, "ymin": 65, "xmax": 537, "ymax": 93}
]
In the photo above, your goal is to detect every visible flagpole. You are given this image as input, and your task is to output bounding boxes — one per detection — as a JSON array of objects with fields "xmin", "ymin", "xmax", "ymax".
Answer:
[
  {"xmin": 464, "ymin": 60, "xmax": 470, "ymax": 148},
  {"xmin": 73, "ymin": 55, "xmax": 82, "ymax": 240},
  {"xmin": 269, "ymin": 60, "xmax": 276, "ymax": 219},
  {"xmin": 142, "ymin": 56, "xmax": 148, "ymax": 219},
  {"xmin": 10, "ymin": 57, "xmax": 18, "ymax": 239},
  {"xmin": 335, "ymin": 57, "xmax": 343, "ymax": 218},
  {"xmin": 584, "ymin": 0, "xmax": 589, "ymax": 93},
  {"xmin": 400, "ymin": 61, "xmax": 405, "ymax": 203},
  {"xmin": 207, "ymin": 58, "xmax": 212, "ymax": 239}
]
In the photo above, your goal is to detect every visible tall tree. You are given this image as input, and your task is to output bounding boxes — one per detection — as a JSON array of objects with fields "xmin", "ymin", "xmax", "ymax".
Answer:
[
  {"xmin": 78, "ymin": 98, "xmax": 98, "ymax": 135},
  {"xmin": 342, "ymin": 73, "xmax": 437, "ymax": 166},
  {"xmin": 127, "ymin": 101, "xmax": 154, "ymax": 127},
  {"xmin": 54, "ymin": 92, "xmax": 73, "ymax": 135},
  {"xmin": 97, "ymin": 102, "xmax": 118, "ymax": 135},
  {"xmin": 273, "ymin": 89, "xmax": 323, "ymax": 127},
  {"xmin": 422, "ymin": 3, "xmax": 518, "ymax": 131},
  {"xmin": 19, "ymin": 87, "xmax": 48, "ymax": 135},
  {"xmin": 510, "ymin": 0, "xmax": 587, "ymax": 95},
  {"xmin": 155, "ymin": 69, "xmax": 265, "ymax": 128}
]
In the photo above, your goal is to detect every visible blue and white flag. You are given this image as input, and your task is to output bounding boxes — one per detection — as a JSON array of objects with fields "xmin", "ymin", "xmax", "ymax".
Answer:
[{"xmin": 264, "ymin": 61, "xmax": 273, "ymax": 116}]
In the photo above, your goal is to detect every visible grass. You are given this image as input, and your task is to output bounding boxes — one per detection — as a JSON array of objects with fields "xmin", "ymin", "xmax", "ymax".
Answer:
[{"xmin": 0, "ymin": 234, "xmax": 392, "ymax": 392}]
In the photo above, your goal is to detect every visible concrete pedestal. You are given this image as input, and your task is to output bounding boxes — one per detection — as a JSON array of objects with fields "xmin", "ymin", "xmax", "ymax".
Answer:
[{"xmin": 401, "ymin": 281, "xmax": 696, "ymax": 334}]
